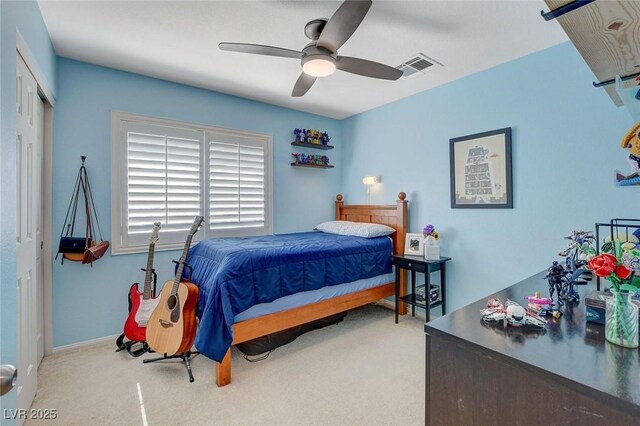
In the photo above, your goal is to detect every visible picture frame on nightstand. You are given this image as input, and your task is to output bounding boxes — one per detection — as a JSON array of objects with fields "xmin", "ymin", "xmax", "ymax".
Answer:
[{"xmin": 404, "ymin": 233, "xmax": 424, "ymax": 256}]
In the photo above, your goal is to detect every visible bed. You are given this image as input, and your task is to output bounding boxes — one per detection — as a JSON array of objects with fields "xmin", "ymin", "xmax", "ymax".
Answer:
[{"xmin": 187, "ymin": 193, "xmax": 408, "ymax": 386}]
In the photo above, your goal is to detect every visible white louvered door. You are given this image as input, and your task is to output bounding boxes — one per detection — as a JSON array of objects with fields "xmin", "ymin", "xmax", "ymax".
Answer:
[
  {"xmin": 123, "ymin": 122, "xmax": 202, "ymax": 247},
  {"xmin": 16, "ymin": 52, "xmax": 44, "ymax": 419}
]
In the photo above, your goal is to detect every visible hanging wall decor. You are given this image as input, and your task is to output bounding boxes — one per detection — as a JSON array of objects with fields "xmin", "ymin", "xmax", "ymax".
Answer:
[
  {"xmin": 450, "ymin": 127, "xmax": 513, "ymax": 208},
  {"xmin": 56, "ymin": 156, "xmax": 110, "ymax": 265}
]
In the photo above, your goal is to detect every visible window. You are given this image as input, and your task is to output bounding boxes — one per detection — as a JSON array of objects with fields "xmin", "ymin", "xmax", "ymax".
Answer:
[{"xmin": 112, "ymin": 112, "xmax": 273, "ymax": 254}]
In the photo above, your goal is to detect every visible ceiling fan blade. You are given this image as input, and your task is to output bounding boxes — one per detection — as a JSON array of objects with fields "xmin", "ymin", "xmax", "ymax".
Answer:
[
  {"xmin": 292, "ymin": 73, "xmax": 317, "ymax": 97},
  {"xmin": 336, "ymin": 56, "xmax": 403, "ymax": 80},
  {"xmin": 219, "ymin": 42, "xmax": 303, "ymax": 59},
  {"xmin": 316, "ymin": 0, "xmax": 372, "ymax": 53}
]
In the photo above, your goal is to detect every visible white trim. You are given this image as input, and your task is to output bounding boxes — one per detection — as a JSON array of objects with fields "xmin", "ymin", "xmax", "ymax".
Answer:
[
  {"xmin": 16, "ymin": 30, "xmax": 55, "ymax": 106},
  {"xmin": 43, "ymin": 104, "xmax": 54, "ymax": 356},
  {"xmin": 52, "ymin": 334, "xmax": 120, "ymax": 354},
  {"xmin": 111, "ymin": 111, "xmax": 274, "ymax": 255}
]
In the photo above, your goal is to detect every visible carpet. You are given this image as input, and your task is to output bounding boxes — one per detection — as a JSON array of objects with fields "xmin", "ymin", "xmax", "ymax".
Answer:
[{"xmin": 27, "ymin": 305, "xmax": 425, "ymax": 425}]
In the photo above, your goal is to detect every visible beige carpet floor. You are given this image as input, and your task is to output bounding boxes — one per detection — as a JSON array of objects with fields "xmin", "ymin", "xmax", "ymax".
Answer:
[{"xmin": 27, "ymin": 305, "xmax": 425, "ymax": 426}]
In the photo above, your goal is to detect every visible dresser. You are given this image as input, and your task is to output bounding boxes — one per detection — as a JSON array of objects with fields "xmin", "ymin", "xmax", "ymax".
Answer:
[{"xmin": 424, "ymin": 271, "xmax": 640, "ymax": 425}]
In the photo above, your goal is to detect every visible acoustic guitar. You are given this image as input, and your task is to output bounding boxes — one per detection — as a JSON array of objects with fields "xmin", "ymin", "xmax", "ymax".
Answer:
[
  {"xmin": 146, "ymin": 216, "xmax": 203, "ymax": 356},
  {"xmin": 123, "ymin": 222, "xmax": 161, "ymax": 342}
]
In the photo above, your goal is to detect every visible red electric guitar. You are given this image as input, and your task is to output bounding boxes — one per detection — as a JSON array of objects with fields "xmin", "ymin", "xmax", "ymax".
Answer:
[{"xmin": 123, "ymin": 222, "xmax": 161, "ymax": 342}]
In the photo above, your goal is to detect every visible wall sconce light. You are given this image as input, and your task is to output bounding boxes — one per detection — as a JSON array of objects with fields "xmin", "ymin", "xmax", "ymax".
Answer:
[
  {"xmin": 362, "ymin": 176, "xmax": 380, "ymax": 204},
  {"xmin": 362, "ymin": 176, "xmax": 379, "ymax": 185}
]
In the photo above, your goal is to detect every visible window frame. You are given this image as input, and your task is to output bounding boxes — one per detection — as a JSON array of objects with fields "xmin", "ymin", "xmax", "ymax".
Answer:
[{"xmin": 111, "ymin": 111, "xmax": 273, "ymax": 255}]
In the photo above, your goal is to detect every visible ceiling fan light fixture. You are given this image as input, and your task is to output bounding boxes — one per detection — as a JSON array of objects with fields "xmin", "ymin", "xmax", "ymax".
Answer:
[{"xmin": 302, "ymin": 55, "xmax": 336, "ymax": 77}]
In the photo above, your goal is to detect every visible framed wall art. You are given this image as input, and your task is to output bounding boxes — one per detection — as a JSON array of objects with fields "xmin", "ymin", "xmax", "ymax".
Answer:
[{"xmin": 450, "ymin": 127, "xmax": 512, "ymax": 209}]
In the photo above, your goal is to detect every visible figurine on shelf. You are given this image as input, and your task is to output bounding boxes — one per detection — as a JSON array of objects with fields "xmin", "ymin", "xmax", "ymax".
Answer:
[
  {"xmin": 616, "ymin": 123, "xmax": 640, "ymax": 186},
  {"xmin": 622, "ymin": 123, "xmax": 640, "ymax": 174},
  {"xmin": 299, "ymin": 153, "xmax": 307, "ymax": 164},
  {"xmin": 321, "ymin": 132, "xmax": 331, "ymax": 145},
  {"xmin": 291, "ymin": 153, "xmax": 301, "ymax": 164},
  {"xmin": 294, "ymin": 128, "xmax": 302, "ymax": 143},
  {"xmin": 320, "ymin": 155, "xmax": 330, "ymax": 166},
  {"xmin": 301, "ymin": 129, "xmax": 307, "ymax": 143}
]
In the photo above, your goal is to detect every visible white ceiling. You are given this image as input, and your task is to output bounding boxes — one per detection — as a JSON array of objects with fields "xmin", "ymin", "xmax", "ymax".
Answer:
[{"xmin": 38, "ymin": 1, "xmax": 569, "ymax": 119}]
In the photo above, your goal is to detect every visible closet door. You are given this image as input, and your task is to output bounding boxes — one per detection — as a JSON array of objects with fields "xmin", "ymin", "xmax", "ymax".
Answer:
[{"xmin": 16, "ymin": 52, "xmax": 44, "ymax": 416}]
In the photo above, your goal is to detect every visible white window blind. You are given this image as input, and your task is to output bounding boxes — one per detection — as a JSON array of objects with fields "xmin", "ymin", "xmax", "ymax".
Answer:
[{"xmin": 112, "ymin": 112, "xmax": 273, "ymax": 254}]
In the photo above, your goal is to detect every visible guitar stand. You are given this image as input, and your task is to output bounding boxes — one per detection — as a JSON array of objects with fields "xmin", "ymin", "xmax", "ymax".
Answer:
[
  {"xmin": 140, "ymin": 268, "xmax": 158, "ymax": 297},
  {"xmin": 143, "ymin": 350, "xmax": 200, "ymax": 383},
  {"xmin": 143, "ymin": 259, "xmax": 198, "ymax": 382},
  {"xmin": 172, "ymin": 259, "xmax": 193, "ymax": 281}
]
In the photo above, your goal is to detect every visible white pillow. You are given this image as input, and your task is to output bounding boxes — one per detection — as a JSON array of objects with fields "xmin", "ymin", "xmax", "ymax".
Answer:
[{"xmin": 315, "ymin": 221, "xmax": 395, "ymax": 238}]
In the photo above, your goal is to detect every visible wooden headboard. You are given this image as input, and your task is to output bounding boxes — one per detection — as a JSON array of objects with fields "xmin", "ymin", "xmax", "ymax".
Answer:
[{"xmin": 335, "ymin": 192, "xmax": 408, "ymax": 255}]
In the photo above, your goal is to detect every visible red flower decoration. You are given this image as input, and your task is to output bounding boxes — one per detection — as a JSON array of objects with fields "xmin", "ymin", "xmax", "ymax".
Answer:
[
  {"xmin": 615, "ymin": 264, "xmax": 632, "ymax": 280},
  {"xmin": 588, "ymin": 254, "xmax": 617, "ymax": 278}
]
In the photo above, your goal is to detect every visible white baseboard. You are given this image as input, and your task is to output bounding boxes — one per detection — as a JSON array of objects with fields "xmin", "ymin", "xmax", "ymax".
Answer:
[
  {"xmin": 52, "ymin": 333, "xmax": 120, "ymax": 354},
  {"xmin": 373, "ymin": 299, "xmax": 440, "ymax": 321},
  {"xmin": 374, "ymin": 299, "xmax": 395, "ymax": 310}
]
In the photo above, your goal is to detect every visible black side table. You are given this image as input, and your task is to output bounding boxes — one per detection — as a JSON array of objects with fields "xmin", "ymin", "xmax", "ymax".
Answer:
[{"xmin": 392, "ymin": 255, "xmax": 451, "ymax": 323}]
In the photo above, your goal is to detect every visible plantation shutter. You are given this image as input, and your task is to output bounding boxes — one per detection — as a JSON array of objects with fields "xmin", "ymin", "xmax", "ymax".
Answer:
[
  {"xmin": 209, "ymin": 135, "xmax": 267, "ymax": 232},
  {"xmin": 123, "ymin": 121, "xmax": 202, "ymax": 247},
  {"xmin": 112, "ymin": 112, "xmax": 272, "ymax": 253}
]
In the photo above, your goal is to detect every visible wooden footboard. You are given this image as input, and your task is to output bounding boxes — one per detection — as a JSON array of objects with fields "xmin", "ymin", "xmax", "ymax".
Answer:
[
  {"xmin": 216, "ymin": 282, "xmax": 395, "ymax": 386},
  {"xmin": 215, "ymin": 193, "xmax": 408, "ymax": 386}
]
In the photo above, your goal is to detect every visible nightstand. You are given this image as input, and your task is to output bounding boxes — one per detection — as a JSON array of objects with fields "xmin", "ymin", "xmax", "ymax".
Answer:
[{"xmin": 392, "ymin": 254, "xmax": 451, "ymax": 323}]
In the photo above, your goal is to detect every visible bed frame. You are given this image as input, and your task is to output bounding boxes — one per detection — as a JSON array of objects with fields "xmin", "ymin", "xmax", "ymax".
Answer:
[{"xmin": 214, "ymin": 192, "xmax": 408, "ymax": 386}]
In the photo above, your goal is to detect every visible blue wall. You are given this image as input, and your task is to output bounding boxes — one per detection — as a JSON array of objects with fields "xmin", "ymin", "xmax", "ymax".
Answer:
[
  {"xmin": 341, "ymin": 42, "xmax": 639, "ymax": 310},
  {"xmin": 52, "ymin": 58, "xmax": 342, "ymax": 347},
  {"xmin": 4, "ymin": 6, "xmax": 639, "ymax": 357},
  {"xmin": 0, "ymin": 0, "xmax": 57, "ymax": 417}
]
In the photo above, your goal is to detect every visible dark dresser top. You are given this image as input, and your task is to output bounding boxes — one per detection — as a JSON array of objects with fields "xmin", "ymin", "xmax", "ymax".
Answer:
[{"xmin": 425, "ymin": 271, "xmax": 640, "ymax": 413}]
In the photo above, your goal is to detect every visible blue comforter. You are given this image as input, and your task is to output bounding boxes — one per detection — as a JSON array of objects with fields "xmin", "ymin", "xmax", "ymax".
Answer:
[{"xmin": 186, "ymin": 231, "xmax": 392, "ymax": 361}]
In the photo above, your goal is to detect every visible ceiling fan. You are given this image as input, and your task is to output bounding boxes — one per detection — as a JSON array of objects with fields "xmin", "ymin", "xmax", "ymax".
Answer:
[{"xmin": 219, "ymin": 0, "xmax": 403, "ymax": 97}]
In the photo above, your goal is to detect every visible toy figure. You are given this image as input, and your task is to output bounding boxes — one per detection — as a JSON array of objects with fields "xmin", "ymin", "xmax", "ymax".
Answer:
[
  {"xmin": 617, "ymin": 123, "xmax": 640, "ymax": 185},
  {"xmin": 320, "ymin": 155, "xmax": 329, "ymax": 165},
  {"xmin": 322, "ymin": 132, "xmax": 331, "ymax": 145},
  {"xmin": 559, "ymin": 230, "xmax": 595, "ymax": 281},
  {"xmin": 300, "ymin": 153, "xmax": 307, "ymax": 164},
  {"xmin": 621, "ymin": 123, "xmax": 640, "ymax": 175},
  {"xmin": 545, "ymin": 260, "xmax": 583, "ymax": 304},
  {"xmin": 480, "ymin": 299, "xmax": 546, "ymax": 330},
  {"xmin": 545, "ymin": 261, "xmax": 566, "ymax": 305},
  {"xmin": 291, "ymin": 153, "xmax": 301, "ymax": 163},
  {"xmin": 294, "ymin": 128, "xmax": 302, "ymax": 142}
]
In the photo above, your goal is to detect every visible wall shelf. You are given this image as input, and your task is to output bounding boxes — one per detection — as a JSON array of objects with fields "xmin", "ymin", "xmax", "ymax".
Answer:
[
  {"xmin": 615, "ymin": 76, "xmax": 640, "ymax": 122},
  {"xmin": 544, "ymin": 0, "xmax": 640, "ymax": 106},
  {"xmin": 291, "ymin": 141, "xmax": 334, "ymax": 150},
  {"xmin": 290, "ymin": 162, "xmax": 334, "ymax": 169}
]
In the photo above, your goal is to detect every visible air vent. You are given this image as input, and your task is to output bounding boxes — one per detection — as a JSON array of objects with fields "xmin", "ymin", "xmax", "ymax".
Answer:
[{"xmin": 396, "ymin": 53, "xmax": 442, "ymax": 78}]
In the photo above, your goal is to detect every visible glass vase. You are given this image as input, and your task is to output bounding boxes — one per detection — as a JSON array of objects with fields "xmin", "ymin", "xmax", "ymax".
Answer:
[{"xmin": 605, "ymin": 290, "xmax": 639, "ymax": 348}]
